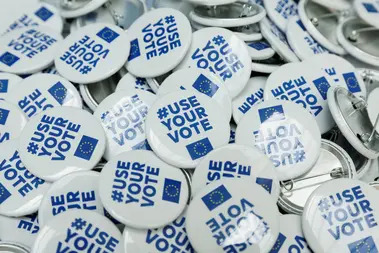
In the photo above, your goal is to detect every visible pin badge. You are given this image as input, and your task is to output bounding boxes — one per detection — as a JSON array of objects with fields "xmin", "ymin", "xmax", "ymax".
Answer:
[
  {"xmin": 0, "ymin": 73, "xmax": 22, "ymax": 101},
  {"xmin": 263, "ymin": 0, "xmax": 298, "ymax": 32},
  {"xmin": 98, "ymin": 150, "xmax": 189, "ymax": 229},
  {"xmin": 116, "ymin": 73, "xmax": 154, "ymax": 93},
  {"xmin": 146, "ymin": 90, "xmax": 230, "ymax": 169},
  {"xmin": 18, "ymin": 107, "xmax": 106, "ymax": 182},
  {"xmin": 251, "ymin": 58, "xmax": 282, "ymax": 73},
  {"xmin": 354, "ymin": 0, "xmax": 379, "ymax": 30},
  {"xmin": 58, "ymin": 0, "xmax": 111, "ymax": 18},
  {"xmin": 0, "ymin": 26, "xmax": 62, "ymax": 74},
  {"xmin": 0, "ymin": 100, "xmax": 28, "ymax": 144},
  {"xmin": 186, "ymin": 179, "xmax": 280, "ymax": 253},
  {"xmin": 93, "ymin": 89, "xmax": 157, "ymax": 160},
  {"xmin": 246, "ymin": 41, "xmax": 276, "ymax": 60}
]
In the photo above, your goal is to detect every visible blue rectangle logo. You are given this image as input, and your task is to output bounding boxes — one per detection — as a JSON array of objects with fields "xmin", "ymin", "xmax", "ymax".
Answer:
[
  {"xmin": 48, "ymin": 81, "xmax": 72, "ymax": 105},
  {"xmin": 0, "ymin": 80, "xmax": 8, "ymax": 93},
  {"xmin": 363, "ymin": 3, "xmax": 379, "ymax": 13},
  {"xmin": 74, "ymin": 135, "xmax": 99, "ymax": 160},
  {"xmin": 0, "ymin": 52, "xmax": 20, "ymax": 67},
  {"xmin": 128, "ymin": 39, "xmax": 141, "ymax": 61},
  {"xmin": 201, "ymin": 184, "xmax": 232, "ymax": 211},
  {"xmin": 132, "ymin": 139, "xmax": 152, "ymax": 151},
  {"xmin": 162, "ymin": 178, "xmax": 182, "ymax": 204},
  {"xmin": 343, "ymin": 72, "xmax": 361, "ymax": 93},
  {"xmin": 192, "ymin": 74, "xmax": 219, "ymax": 97},
  {"xmin": 256, "ymin": 177, "xmax": 273, "ymax": 194},
  {"xmin": 247, "ymin": 41, "xmax": 270, "ymax": 51},
  {"xmin": 269, "ymin": 233, "xmax": 287, "ymax": 253},
  {"xmin": 186, "ymin": 137, "xmax": 214, "ymax": 160},
  {"xmin": 96, "ymin": 27, "xmax": 120, "ymax": 43},
  {"xmin": 312, "ymin": 76, "xmax": 331, "ymax": 100},
  {"xmin": 0, "ymin": 182, "xmax": 11, "ymax": 204},
  {"xmin": 35, "ymin": 6, "xmax": 54, "ymax": 21},
  {"xmin": 348, "ymin": 236, "xmax": 378, "ymax": 253},
  {"xmin": 0, "ymin": 108, "xmax": 10, "ymax": 125},
  {"xmin": 258, "ymin": 105, "xmax": 285, "ymax": 123}
]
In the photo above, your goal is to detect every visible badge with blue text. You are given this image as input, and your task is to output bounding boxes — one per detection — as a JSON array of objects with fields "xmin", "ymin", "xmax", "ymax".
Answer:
[
  {"xmin": 354, "ymin": 0, "xmax": 379, "ymax": 29},
  {"xmin": 0, "ymin": 73, "xmax": 22, "ymax": 101},
  {"xmin": 0, "ymin": 100, "xmax": 28, "ymax": 144},
  {"xmin": 99, "ymin": 150, "xmax": 189, "ymax": 229},
  {"xmin": 18, "ymin": 107, "xmax": 106, "ymax": 182},
  {"xmin": 263, "ymin": 0, "xmax": 298, "ymax": 32}
]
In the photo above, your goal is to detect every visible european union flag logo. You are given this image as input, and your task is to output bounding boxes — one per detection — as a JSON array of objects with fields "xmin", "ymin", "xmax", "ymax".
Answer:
[
  {"xmin": 256, "ymin": 177, "xmax": 273, "ymax": 194},
  {"xmin": 296, "ymin": 20, "xmax": 306, "ymax": 31},
  {"xmin": 343, "ymin": 72, "xmax": 361, "ymax": 93},
  {"xmin": 35, "ymin": 7, "xmax": 54, "ymax": 21},
  {"xmin": 48, "ymin": 81, "xmax": 72, "ymax": 105},
  {"xmin": 0, "ymin": 182, "xmax": 11, "ymax": 204},
  {"xmin": 269, "ymin": 233, "xmax": 287, "ymax": 253},
  {"xmin": 348, "ymin": 236, "xmax": 378, "ymax": 253},
  {"xmin": 0, "ymin": 108, "xmax": 9, "ymax": 125},
  {"xmin": 74, "ymin": 135, "xmax": 99, "ymax": 161},
  {"xmin": 363, "ymin": 3, "xmax": 379, "ymax": 13},
  {"xmin": 0, "ymin": 80, "xmax": 8, "ymax": 93},
  {"xmin": 186, "ymin": 137, "xmax": 214, "ymax": 160},
  {"xmin": 132, "ymin": 139, "xmax": 152, "ymax": 151},
  {"xmin": 192, "ymin": 74, "xmax": 219, "ymax": 97},
  {"xmin": 128, "ymin": 39, "xmax": 141, "ymax": 61},
  {"xmin": 202, "ymin": 184, "xmax": 232, "ymax": 211},
  {"xmin": 0, "ymin": 52, "xmax": 20, "ymax": 67},
  {"xmin": 313, "ymin": 76, "xmax": 331, "ymax": 100},
  {"xmin": 96, "ymin": 27, "xmax": 120, "ymax": 43},
  {"xmin": 248, "ymin": 41, "xmax": 270, "ymax": 51},
  {"xmin": 162, "ymin": 178, "xmax": 182, "ymax": 204},
  {"xmin": 258, "ymin": 105, "xmax": 285, "ymax": 123}
]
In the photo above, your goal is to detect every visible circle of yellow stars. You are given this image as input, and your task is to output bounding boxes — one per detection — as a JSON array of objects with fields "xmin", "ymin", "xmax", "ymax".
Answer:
[
  {"xmin": 318, "ymin": 82, "xmax": 329, "ymax": 96},
  {"xmin": 0, "ymin": 110, "xmax": 3, "ymax": 121},
  {"xmin": 79, "ymin": 141, "xmax": 94, "ymax": 154},
  {"xmin": 165, "ymin": 184, "xmax": 180, "ymax": 197},
  {"xmin": 3, "ymin": 55, "xmax": 15, "ymax": 64},
  {"xmin": 354, "ymin": 240, "xmax": 371, "ymax": 252},
  {"xmin": 53, "ymin": 87, "xmax": 67, "ymax": 100},
  {"xmin": 193, "ymin": 142, "xmax": 208, "ymax": 156},
  {"xmin": 102, "ymin": 30, "xmax": 115, "ymax": 40},
  {"xmin": 209, "ymin": 190, "xmax": 224, "ymax": 205},
  {"xmin": 347, "ymin": 77, "xmax": 358, "ymax": 88},
  {"xmin": 197, "ymin": 80, "xmax": 213, "ymax": 94},
  {"xmin": 264, "ymin": 107, "xmax": 277, "ymax": 119}
]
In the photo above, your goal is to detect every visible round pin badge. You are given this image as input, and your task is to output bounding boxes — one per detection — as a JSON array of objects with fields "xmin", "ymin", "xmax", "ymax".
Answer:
[
  {"xmin": 55, "ymin": 23, "xmax": 129, "ymax": 84},
  {"xmin": 251, "ymin": 61, "xmax": 281, "ymax": 73},
  {"xmin": 58, "ymin": 0, "xmax": 111, "ymax": 18},
  {"xmin": 246, "ymin": 41, "xmax": 276, "ymax": 61},
  {"xmin": 157, "ymin": 68, "xmax": 232, "ymax": 120},
  {"xmin": 263, "ymin": 0, "xmax": 299, "ymax": 32},
  {"xmin": 146, "ymin": 90, "xmax": 230, "ymax": 169},
  {"xmin": 186, "ymin": 179, "xmax": 280, "ymax": 253},
  {"xmin": 116, "ymin": 73, "xmax": 154, "ymax": 93},
  {"xmin": 0, "ymin": 140, "xmax": 50, "ymax": 217},
  {"xmin": 232, "ymin": 76, "xmax": 266, "ymax": 124},
  {"xmin": 125, "ymin": 8, "xmax": 192, "ymax": 78},
  {"xmin": 0, "ymin": 26, "xmax": 62, "ymax": 75},
  {"xmin": 286, "ymin": 16, "xmax": 330, "ymax": 60},
  {"xmin": 31, "ymin": 209, "xmax": 123, "ymax": 253},
  {"xmin": 260, "ymin": 18, "xmax": 300, "ymax": 63},
  {"xmin": 0, "ymin": 213, "xmax": 40, "ymax": 249},
  {"xmin": 354, "ymin": 0, "xmax": 379, "ymax": 29},
  {"xmin": 176, "ymin": 27, "xmax": 251, "ymax": 99},
  {"xmin": 313, "ymin": 0, "xmax": 351, "ymax": 10},
  {"xmin": 6, "ymin": 73, "xmax": 82, "ymax": 119},
  {"xmin": 0, "ymin": 73, "xmax": 22, "ymax": 101},
  {"xmin": 38, "ymin": 171, "xmax": 105, "ymax": 227},
  {"xmin": 302, "ymin": 179, "xmax": 379, "ymax": 252},
  {"xmin": 0, "ymin": 100, "xmax": 28, "ymax": 144},
  {"xmin": 93, "ymin": 89, "xmax": 157, "ymax": 161},
  {"xmin": 99, "ymin": 150, "xmax": 189, "ymax": 229},
  {"xmin": 235, "ymin": 99, "xmax": 322, "ymax": 181},
  {"xmin": 191, "ymin": 144, "xmax": 280, "ymax": 201},
  {"xmin": 18, "ymin": 107, "xmax": 106, "ymax": 182}
]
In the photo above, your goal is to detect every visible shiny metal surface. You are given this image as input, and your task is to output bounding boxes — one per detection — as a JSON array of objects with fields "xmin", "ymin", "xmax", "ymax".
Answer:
[
  {"xmin": 0, "ymin": 243, "xmax": 30, "ymax": 253},
  {"xmin": 193, "ymin": 2, "xmax": 261, "ymax": 20}
]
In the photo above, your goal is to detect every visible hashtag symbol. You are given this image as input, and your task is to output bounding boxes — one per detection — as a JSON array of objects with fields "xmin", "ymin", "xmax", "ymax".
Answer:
[
  {"xmin": 165, "ymin": 15, "xmax": 175, "ymax": 24},
  {"xmin": 71, "ymin": 218, "xmax": 87, "ymax": 230},
  {"xmin": 294, "ymin": 150, "xmax": 306, "ymax": 163},
  {"xmin": 101, "ymin": 111, "xmax": 110, "ymax": 122},
  {"xmin": 27, "ymin": 142, "xmax": 39, "ymax": 155},
  {"xmin": 212, "ymin": 35, "xmax": 225, "ymax": 46},
  {"xmin": 80, "ymin": 65, "xmax": 92, "ymax": 74},
  {"xmin": 157, "ymin": 107, "xmax": 169, "ymax": 120},
  {"xmin": 318, "ymin": 198, "xmax": 330, "ymax": 212},
  {"xmin": 112, "ymin": 190, "xmax": 123, "ymax": 203},
  {"xmin": 135, "ymin": 78, "xmax": 146, "ymax": 86}
]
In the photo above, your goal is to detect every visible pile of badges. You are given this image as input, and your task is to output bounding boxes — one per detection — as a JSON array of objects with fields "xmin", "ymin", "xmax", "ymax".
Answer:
[{"xmin": 0, "ymin": 0, "xmax": 379, "ymax": 252}]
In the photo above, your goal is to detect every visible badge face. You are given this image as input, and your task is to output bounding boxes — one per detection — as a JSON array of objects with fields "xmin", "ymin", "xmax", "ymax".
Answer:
[
  {"xmin": 93, "ymin": 90, "xmax": 157, "ymax": 161},
  {"xmin": 186, "ymin": 179, "xmax": 280, "ymax": 253},
  {"xmin": 0, "ymin": 100, "xmax": 28, "ymax": 144},
  {"xmin": 116, "ymin": 73, "xmax": 154, "ymax": 93},
  {"xmin": 55, "ymin": 23, "xmax": 129, "ymax": 84},
  {"xmin": 175, "ymin": 27, "xmax": 252, "ymax": 99},
  {"xmin": 0, "ymin": 140, "xmax": 50, "ymax": 217},
  {"xmin": 145, "ymin": 90, "xmax": 230, "ymax": 169},
  {"xmin": 31, "ymin": 210, "xmax": 123, "ymax": 253},
  {"xmin": 98, "ymin": 150, "xmax": 189, "ymax": 229},
  {"xmin": 302, "ymin": 179, "xmax": 379, "ymax": 253},
  {"xmin": 354, "ymin": 0, "xmax": 379, "ymax": 29},
  {"xmin": 18, "ymin": 107, "xmax": 106, "ymax": 182},
  {"xmin": 263, "ymin": 0, "xmax": 298, "ymax": 32},
  {"xmin": 0, "ymin": 26, "xmax": 62, "ymax": 74},
  {"xmin": 235, "ymin": 99, "xmax": 321, "ymax": 181},
  {"xmin": 0, "ymin": 73, "xmax": 22, "ymax": 101},
  {"xmin": 126, "ymin": 8, "xmax": 192, "ymax": 78},
  {"xmin": 7, "ymin": 73, "xmax": 82, "ymax": 119}
]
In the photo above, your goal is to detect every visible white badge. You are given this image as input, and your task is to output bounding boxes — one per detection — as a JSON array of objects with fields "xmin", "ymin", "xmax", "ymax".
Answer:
[
  {"xmin": 246, "ymin": 41, "xmax": 276, "ymax": 60},
  {"xmin": 93, "ymin": 90, "xmax": 157, "ymax": 161},
  {"xmin": 146, "ymin": 90, "xmax": 230, "ymax": 169},
  {"xmin": 31, "ymin": 210, "xmax": 123, "ymax": 253},
  {"xmin": 18, "ymin": 107, "xmax": 106, "ymax": 182},
  {"xmin": 6, "ymin": 73, "xmax": 82, "ymax": 119},
  {"xmin": 354, "ymin": 0, "xmax": 379, "ymax": 29},
  {"xmin": 157, "ymin": 68, "xmax": 232, "ymax": 120},
  {"xmin": 0, "ymin": 100, "xmax": 28, "ymax": 144},
  {"xmin": 55, "ymin": 23, "xmax": 129, "ymax": 84},
  {"xmin": 126, "ymin": 8, "xmax": 192, "ymax": 78},
  {"xmin": 251, "ymin": 61, "xmax": 281, "ymax": 73},
  {"xmin": 0, "ymin": 140, "xmax": 50, "ymax": 217},
  {"xmin": 232, "ymin": 76, "xmax": 266, "ymax": 124},
  {"xmin": 99, "ymin": 150, "xmax": 189, "ymax": 229},
  {"xmin": 302, "ymin": 179, "xmax": 379, "ymax": 252},
  {"xmin": 235, "ymin": 99, "xmax": 321, "ymax": 181},
  {"xmin": 191, "ymin": 144, "xmax": 280, "ymax": 201},
  {"xmin": 176, "ymin": 27, "xmax": 252, "ymax": 99},
  {"xmin": 58, "ymin": 0, "xmax": 111, "ymax": 19},
  {"xmin": 263, "ymin": 0, "xmax": 299, "ymax": 32},
  {"xmin": 186, "ymin": 179, "xmax": 280, "ymax": 253},
  {"xmin": 116, "ymin": 73, "xmax": 154, "ymax": 93},
  {"xmin": 0, "ymin": 26, "xmax": 62, "ymax": 74},
  {"xmin": 0, "ymin": 73, "xmax": 22, "ymax": 101}
]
